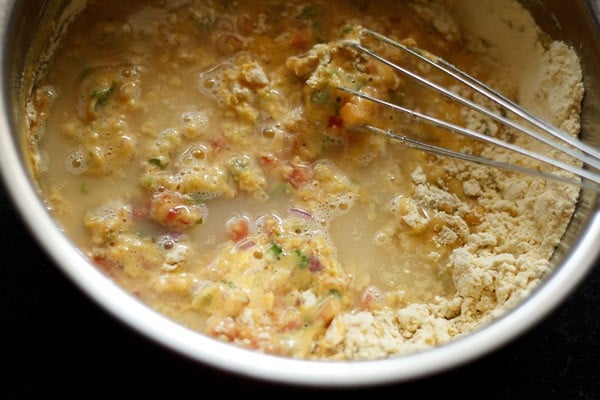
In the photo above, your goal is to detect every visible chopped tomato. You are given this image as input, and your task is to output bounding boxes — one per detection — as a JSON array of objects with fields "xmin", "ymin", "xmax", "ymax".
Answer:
[
  {"xmin": 227, "ymin": 217, "xmax": 249, "ymax": 241},
  {"xmin": 290, "ymin": 31, "xmax": 311, "ymax": 50},
  {"xmin": 326, "ymin": 115, "xmax": 344, "ymax": 137},
  {"xmin": 259, "ymin": 153, "xmax": 279, "ymax": 168},
  {"xmin": 93, "ymin": 254, "xmax": 117, "ymax": 275},
  {"xmin": 131, "ymin": 207, "xmax": 149, "ymax": 220},
  {"xmin": 279, "ymin": 319, "xmax": 303, "ymax": 332},
  {"xmin": 210, "ymin": 138, "xmax": 226, "ymax": 153},
  {"xmin": 287, "ymin": 165, "xmax": 312, "ymax": 188}
]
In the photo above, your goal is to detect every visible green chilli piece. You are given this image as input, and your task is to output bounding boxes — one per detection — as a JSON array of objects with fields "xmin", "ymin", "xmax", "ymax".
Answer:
[
  {"xmin": 91, "ymin": 81, "xmax": 117, "ymax": 110},
  {"xmin": 148, "ymin": 158, "xmax": 165, "ymax": 169},
  {"xmin": 295, "ymin": 249, "xmax": 309, "ymax": 269},
  {"xmin": 310, "ymin": 88, "xmax": 330, "ymax": 105},
  {"xmin": 267, "ymin": 242, "xmax": 283, "ymax": 257},
  {"xmin": 270, "ymin": 182, "xmax": 291, "ymax": 197}
]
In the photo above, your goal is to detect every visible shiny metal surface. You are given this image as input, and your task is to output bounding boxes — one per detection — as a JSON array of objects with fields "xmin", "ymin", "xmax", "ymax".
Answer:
[{"xmin": 0, "ymin": 0, "xmax": 598, "ymax": 387}]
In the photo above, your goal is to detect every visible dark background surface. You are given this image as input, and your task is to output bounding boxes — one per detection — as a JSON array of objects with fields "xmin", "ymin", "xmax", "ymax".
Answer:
[{"xmin": 1, "ymin": 185, "xmax": 598, "ymax": 399}]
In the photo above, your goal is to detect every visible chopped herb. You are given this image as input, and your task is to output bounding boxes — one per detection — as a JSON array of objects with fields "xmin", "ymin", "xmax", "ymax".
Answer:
[
  {"xmin": 222, "ymin": 279, "xmax": 236, "ymax": 288},
  {"xmin": 80, "ymin": 182, "xmax": 89, "ymax": 194},
  {"xmin": 229, "ymin": 156, "xmax": 249, "ymax": 176},
  {"xmin": 329, "ymin": 289, "xmax": 342, "ymax": 298},
  {"xmin": 148, "ymin": 158, "xmax": 165, "ymax": 169},
  {"xmin": 234, "ymin": 158, "xmax": 249, "ymax": 170},
  {"xmin": 140, "ymin": 175, "xmax": 157, "ymax": 190},
  {"xmin": 295, "ymin": 249, "xmax": 309, "ymax": 269},
  {"xmin": 91, "ymin": 81, "xmax": 117, "ymax": 110},
  {"xmin": 267, "ymin": 242, "xmax": 283, "ymax": 257},
  {"xmin": 270, "ymin": 182, "xmax": 292, "ymax": 197},
  {"xmin": 195, "ymin": 218, "xmax": 204, "ymax": 225},
  {"xmin": 296, "ymin": 6, "xmax": 321, "ymax": 20},
  {"xmin": 191, "ymin": 192, "xmax": 205, "ymax": 204},
  {"xmin": 310, "ymin": 88, "xmax": 330, "ymax": 105}
]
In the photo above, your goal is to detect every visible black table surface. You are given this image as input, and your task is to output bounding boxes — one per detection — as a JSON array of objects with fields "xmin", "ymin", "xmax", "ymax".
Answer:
[{"xmin": 1, "ymin": 185, "xmax": 598, "ymax": 399}]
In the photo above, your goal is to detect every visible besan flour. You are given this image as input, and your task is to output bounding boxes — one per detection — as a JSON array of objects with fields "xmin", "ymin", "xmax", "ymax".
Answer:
[
  {"xmin": 323, "ymin": 0, "xmax": 583, "ymax": 359},
  {"xmin": 24, "ymin": 0, "xmax": 583, "ymax": 360}
]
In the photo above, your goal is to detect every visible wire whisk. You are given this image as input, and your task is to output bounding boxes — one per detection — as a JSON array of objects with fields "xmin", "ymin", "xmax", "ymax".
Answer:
[{"xmin": 333, "ymin": 27, "xmax": 600, "ymax": 192}]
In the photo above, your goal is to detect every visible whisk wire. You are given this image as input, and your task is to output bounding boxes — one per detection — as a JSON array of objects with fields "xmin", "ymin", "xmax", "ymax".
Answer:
[
  {"xmin": 357, "ymin": 28, "xmax": 600, "ymax": 169},
  {"xmin": 336, "ymin": 85, "xmax": 600, "ymax": 188},
  {"xmin": 335, "ymin": 27, "xmax": 600, "ymax": 191},
  {"xmin": 366, "ymin": 125, "xmax": 600, "ymax": 192}
]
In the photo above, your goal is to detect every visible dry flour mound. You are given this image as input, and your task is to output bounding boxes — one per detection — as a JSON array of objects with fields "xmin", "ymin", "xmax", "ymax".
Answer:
[{"xmin": 319, "ymin": 0, "xmax": 583, "ymax": 360}]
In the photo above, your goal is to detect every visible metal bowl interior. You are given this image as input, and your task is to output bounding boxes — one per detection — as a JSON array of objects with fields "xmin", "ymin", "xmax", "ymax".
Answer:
[{"xmin": 1, "ymin": 0, "xmax": 599, "ymax": 387}]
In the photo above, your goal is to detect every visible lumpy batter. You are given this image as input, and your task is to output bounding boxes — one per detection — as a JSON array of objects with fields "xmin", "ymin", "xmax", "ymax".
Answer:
[{"xmin": 25, "ymin": 0, "xmax": 583, "ymax": 359}]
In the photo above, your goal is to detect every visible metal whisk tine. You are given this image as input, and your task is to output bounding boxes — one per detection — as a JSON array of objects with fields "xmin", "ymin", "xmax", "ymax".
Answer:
[
  {"xmin": 334, "ymin": 27, "xmax": 600, "ymax": 192},
  {"xmin": 360, "ymin": 28, "xmax": 600, "ymax": 166}
]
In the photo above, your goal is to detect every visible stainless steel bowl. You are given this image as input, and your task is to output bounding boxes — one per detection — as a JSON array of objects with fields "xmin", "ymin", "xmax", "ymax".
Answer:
[{"xmin": 1, "ymin": 0, "xmax": 599, "ymax": 387}]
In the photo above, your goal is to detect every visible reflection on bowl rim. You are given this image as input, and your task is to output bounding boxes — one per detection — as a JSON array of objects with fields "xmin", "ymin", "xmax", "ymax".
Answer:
[{"xmin": 1, "ymin": 0, "xmax": 599, "ymax": 387}]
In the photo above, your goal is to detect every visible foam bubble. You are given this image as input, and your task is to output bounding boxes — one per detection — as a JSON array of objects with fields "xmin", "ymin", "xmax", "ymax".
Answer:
[
  {"xmin": 294, "ymin": 217, "xmax": 337, "ymax": 253},
  {"xmin": 121, "ymin": 81, "xmax": 142, "ymax": 103},
  {"xmin": 198, "ymin": 62, "xmax": 229, "ymax": 103},
  {"xmin": 372, "ymin": 230, "xmax": 392, "ymax": 246},
  {"xmin": 152, "ymin": 127, "xmax": 181, "ymax": 154},
  {"xmin": 29, "ymin": 85, "xmax": 58, "ymax": 142},
  {"xmin": 287, "ymin": 217, "xmax": 322, "ymax": 239},
  {"xmin": 310, "ymin": 192, "xmax": 357, "ymax": 226},
  {"xmin": 253, "ymin": 212, "xmax": 283, "ymax": 236},
  {"xmin": 64, "ymin": 150, "xmax": 88, "ymax": 175},
  {"xmin": 192, "ymin": 191, "xmax": 223, "ymax": 201},
  {"xmin": 179, "ymin": 144, "xmax": 209, "ymax": 165},
  {"xmin": 197, "ymin": 202, "xmax": 210, "ymax": 221},
  {"xmin": 179, "ymin": 110, "xmax": 209, "ymax": 138},
  {"xmin": 389, "ymin": 194, "xmax": 404, "ymax": 214},
  {"xmin": 356, "ymin": 152, "xmax": 376, "ymax": 166}
]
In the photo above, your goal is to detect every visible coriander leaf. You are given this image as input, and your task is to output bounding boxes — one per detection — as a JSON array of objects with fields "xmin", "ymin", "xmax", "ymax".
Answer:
[{"xmin": 91, "ymin": 81, "xmax": 117, "ymax": 110}]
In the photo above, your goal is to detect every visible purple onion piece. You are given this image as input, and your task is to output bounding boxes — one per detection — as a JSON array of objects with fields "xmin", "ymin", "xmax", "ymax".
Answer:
[
  {"xmin": 234, "ymin": 239, "xmax": 256, "ymax": 251},
  {"xmin": 309, "ymin": 254, "xmax": 323, "ymax": 272},
  {"xmin": 289, "ymin": 207, "xmax": 313, "ymax": 219},
  {"xmin": 167, "ymin": 230, "xmax": 184, "ymax": 240}
]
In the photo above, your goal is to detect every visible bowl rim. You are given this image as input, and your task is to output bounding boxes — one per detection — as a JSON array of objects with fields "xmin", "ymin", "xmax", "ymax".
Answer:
[{"xmin": 1, "ymin": 0, "xmax": 599, "ymax": 387}]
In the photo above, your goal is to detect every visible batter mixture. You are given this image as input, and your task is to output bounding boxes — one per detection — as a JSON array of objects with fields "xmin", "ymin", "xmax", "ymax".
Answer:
[{"xmin": 24, "ymin": 0, "xmax": 583, "ymax": 359}]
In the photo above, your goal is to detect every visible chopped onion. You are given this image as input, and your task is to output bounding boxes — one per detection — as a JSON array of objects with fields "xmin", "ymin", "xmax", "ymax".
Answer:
[
  {"xmin": 233, "ymin": 239, "xmax": 256, "ymax": 252},
  {"xmin": 289, "ymin": 207, "xmax": 312, "ymax": 218}
]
